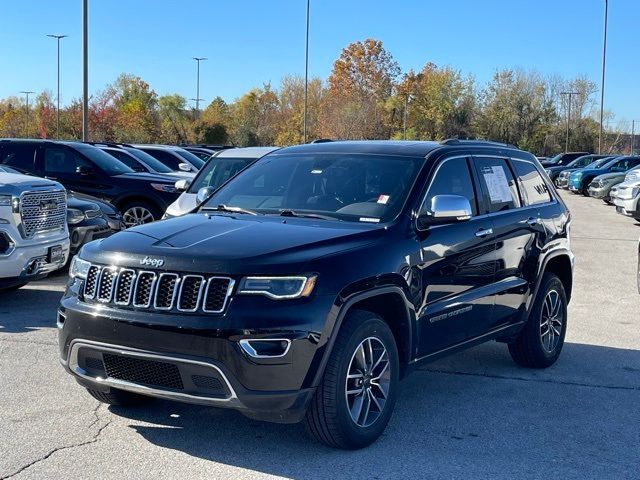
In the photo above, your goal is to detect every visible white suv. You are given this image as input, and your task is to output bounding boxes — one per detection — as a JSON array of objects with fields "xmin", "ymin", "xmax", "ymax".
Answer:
[{"xmin": 0, "ymin": 171, "xmax": 70, "ymax": 289}]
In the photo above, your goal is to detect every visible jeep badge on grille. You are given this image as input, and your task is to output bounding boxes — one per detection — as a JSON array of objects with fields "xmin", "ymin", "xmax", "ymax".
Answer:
[{"xmin": 140, "ymin": 256, "xmax": 164, "ymax": 268}]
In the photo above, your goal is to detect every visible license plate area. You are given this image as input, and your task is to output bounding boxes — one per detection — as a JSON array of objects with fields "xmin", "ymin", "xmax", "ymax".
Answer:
[{"xmin": 48, "ymin": 245, "xmax": 63, "ymax": 263}]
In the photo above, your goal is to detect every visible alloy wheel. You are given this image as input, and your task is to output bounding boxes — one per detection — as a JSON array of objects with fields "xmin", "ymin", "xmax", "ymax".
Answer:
[
  {"xmin": 345, "ymin": 336, "xmax": 391, "ymax": 428},
  {"xmin": 540, "ymin": 289, "xmax": 563, "ymax": 352},
  {"xmin": 123, "ymin": 207, "xmax": 155, "ymax": 228}
]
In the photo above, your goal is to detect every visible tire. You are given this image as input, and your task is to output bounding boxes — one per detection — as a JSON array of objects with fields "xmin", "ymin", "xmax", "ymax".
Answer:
[
  {"xmin": 581, "ymin": 180, "xmax": 592, "ymax": 196},
  {"xmin": 121, "ymin": 200, "xmax": 161, "ymax": 228},
  {"xmin": 85, "ymin": 387, "xmax": 152, "ymax": 406},
  {"xmin": 508, "ymin": 273, "xmax": 567, "ymax": 368},
  {"xmin": 305, "ymin": 310, "xmax": 399, "ymax": 449}
]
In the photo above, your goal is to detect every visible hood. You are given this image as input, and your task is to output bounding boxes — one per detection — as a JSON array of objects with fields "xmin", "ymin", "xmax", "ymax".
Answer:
[
  {"xmin": 0, "ymin": 172, "xmax": 63, "ymax": 193},
  {"xmin": 614, "ymin": 179, "xmax": 640, "ymax": 189},
  {"xmin": 69, "ymin": 191, "xmax": 118, "ymax": 215},
  {"xmin": 592, "ymin": 172, "xmax": 626, "ymax": 182},
  {"xmin": 165, "ymin": 192, "xmax": 196, "ymax": 217},
  {"xmin": 81, "ymin": 213, "xmax": 384, "ymax": 274}
]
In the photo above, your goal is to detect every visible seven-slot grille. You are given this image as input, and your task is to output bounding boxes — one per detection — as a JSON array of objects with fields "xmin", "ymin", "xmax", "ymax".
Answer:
[
  {"xmin": 82, "ymin": 265, "xmax": 233, "ymax": 313},
  {"xmin": 19, "ymin": 190, "xmax": 67, "ymax": 238}
]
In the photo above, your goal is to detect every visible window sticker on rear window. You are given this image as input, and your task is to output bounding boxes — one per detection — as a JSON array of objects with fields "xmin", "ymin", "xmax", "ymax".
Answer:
[{"xmin": 482, "ymin": 166, "xmax": 513, "ymax": 203}]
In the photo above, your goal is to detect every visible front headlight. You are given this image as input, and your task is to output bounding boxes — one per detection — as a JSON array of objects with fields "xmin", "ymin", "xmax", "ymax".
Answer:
[
  {"xmin": 67, "ymin": 208, "xmax": 86, "ymax": 224},
  {"xmin": 631, "ymin": 187, "xmax": 640, "ymax": 198},
  {"xmin": 69, "ymin": 256, "xmax": 91, "ymax": 279},
  {"xmin": 0, "ymin": 195, "xmax": 12, "ymax": 207},
  {"xmin": 574, "ymin": 172, "xmax": 583, "ymax": 179},
  {"xmin": 151, "ymin": 183, "xmax": 177, "ymax": 193},
  {"xmin": 238, "ymin": 275, "xmax": 317, "ymax": 299}
]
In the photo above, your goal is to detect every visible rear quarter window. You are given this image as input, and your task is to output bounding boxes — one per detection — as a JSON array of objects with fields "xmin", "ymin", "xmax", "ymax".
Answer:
[{"xmin": 511, "ymin": 159, "xmax": 551, "ymax": 206}]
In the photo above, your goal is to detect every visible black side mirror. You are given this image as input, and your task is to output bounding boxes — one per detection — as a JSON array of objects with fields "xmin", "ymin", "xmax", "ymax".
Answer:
[{"xmin": 76, "ymin": 165, "xmax": 95, "ymax": 176}]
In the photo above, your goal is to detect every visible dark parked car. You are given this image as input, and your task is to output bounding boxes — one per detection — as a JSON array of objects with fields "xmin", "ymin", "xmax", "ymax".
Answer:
[
  {"xmin": 544, "ymin": 154, "xmax": 609, "ymax": 184},
  {"xmin": 181, "ymin": 145, "xmax": 235, "ymax": 160},
  {"xmin": 67, "ymin": 193, "xmax": 123, "ymax": 256},
  {"xmin": 540, "ymin": 152, "xmax": 589, "ymax": 167},
  {"xmin": 60, "ymin": 140, "xmax": 573, "ymax": 449},
  {"xmin": 0, "ymin": 139, "xmax": 181, "ymax": 227},
  {"xmin": 133, "ymin": 145, "xmax": 205, "ymax": 173}
]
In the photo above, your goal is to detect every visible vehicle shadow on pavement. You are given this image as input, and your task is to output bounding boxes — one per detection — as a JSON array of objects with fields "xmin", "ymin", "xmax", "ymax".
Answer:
[
  {"xmin": 0, "ymin": 287, "xmax": 63, "ymax": 334},
  {"xmin": 109, "ymin": 341, "xmax": 640, "ymax": 479}
]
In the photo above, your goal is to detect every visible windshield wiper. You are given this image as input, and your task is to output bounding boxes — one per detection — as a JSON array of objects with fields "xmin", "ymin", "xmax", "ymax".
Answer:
[
  {"xmin": 203, "ymin": 204, "xmax": 258, "ymax": 216},
  {"xmin": 278, "ymin": 209, "xmax": 336, "ymax": 220}
]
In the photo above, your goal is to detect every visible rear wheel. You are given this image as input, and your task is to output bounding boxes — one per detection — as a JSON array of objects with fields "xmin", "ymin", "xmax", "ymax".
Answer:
[
  {"xmin": 508, "ymin": 273, "xmax": 567, "ymax": 368},
  {"xmin": 86, "ymin": 387, "xmax": 152, "ymax": 406},
  {"xmin": 121, "ymin": 200, "xmax": 161, "ymax": 228},
  {"xmin": 305, "ymin": 310, "xmax": 399, "ymax": 449}
]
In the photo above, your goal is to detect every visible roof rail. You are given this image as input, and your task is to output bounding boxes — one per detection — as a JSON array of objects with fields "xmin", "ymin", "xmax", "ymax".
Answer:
[
  {"xmin": 440, "ymin": 138, "xmax": 519, "ymax": 149},
  {"xmin": 83, "ymin": 141, "xmax": 135, "ymax": 148},
  {"xmin": 310, "ymin": 138, "xmax": 333, "ymax": 144}
]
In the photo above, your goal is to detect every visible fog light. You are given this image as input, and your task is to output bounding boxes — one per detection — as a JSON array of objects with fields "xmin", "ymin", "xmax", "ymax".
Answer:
[{"xmin": 239, "ymin": 339, "xmax": 291, "ymax": 358}]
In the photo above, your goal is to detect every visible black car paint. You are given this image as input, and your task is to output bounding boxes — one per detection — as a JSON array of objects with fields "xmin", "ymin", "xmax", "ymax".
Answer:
[
  {"xmin": 0, "ymin": 140, "xmax": 180, "ymax": 215},
  {"xmin": 67, "ymin": 192, "xmax": 124, "ymax": 255},
  {"xmin": 58, "ymin": 141, "xmax": 573, "ymax": 423}
]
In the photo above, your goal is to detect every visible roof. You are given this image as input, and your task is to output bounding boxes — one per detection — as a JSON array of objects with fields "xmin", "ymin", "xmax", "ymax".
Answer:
[
  {"xmin": 274, "ymin": 139, "xmax": 522, "ymax": 157},
  {"xmin": 214, "ymin": 146, "xmax": 280, "ymax": 158}
]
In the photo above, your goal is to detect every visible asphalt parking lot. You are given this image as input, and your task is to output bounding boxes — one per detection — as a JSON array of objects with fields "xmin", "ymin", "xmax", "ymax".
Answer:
[{"xmin": 1, "ymin": 190, "xmax": 638, "ymax": 480}]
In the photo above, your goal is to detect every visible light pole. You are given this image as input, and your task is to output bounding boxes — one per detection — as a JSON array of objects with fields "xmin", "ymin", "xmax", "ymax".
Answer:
[
  {"xmin": 20, "ymin": 91, "xmax": 35, "ymax": 137},
  {"xmin": 403, "ymin": 94, "xmax": 412, "ymax": 140},
  {"xmin": 303, "ymin": 0, "xmax": 310, "ymax": 143},
  {"xmin": 82, "ymin": 0, "xmax": 89, "ymax": 141},
  {"xmin": 598, "ymin": 0, "xmax": 608, "ymax": 153},
  {"xmin": 189, "ymin": 98, "xmax": 203, "ymax": 121},
  {"xmin": 192, "ymin": 57, "xmax": 207, "ymax": 118},
  {"xmin": 560, "ymin": 92, "xmax": 579, "ymax": 153},
  {"xmin": 632, "ymin": 120, "xmax": 636, "ymax": 155},
  {"xmin": 47, "ymin": 34, "xmax": 67, "ymax": 139}
]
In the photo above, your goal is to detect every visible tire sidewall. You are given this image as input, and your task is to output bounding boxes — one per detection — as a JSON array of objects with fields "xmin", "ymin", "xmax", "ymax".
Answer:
[
  {"xmin": 530, "ymin": 275, "xmax": 568, "ymax": 363},
  {"xmin": 334, "ymin": 315, "xmax": 399, "ymax": 447}
]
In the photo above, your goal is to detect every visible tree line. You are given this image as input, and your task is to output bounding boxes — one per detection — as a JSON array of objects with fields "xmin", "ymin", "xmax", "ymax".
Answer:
[{"xmin": 0, "ymin": 38, "xmax": 623, "ymax": 155}]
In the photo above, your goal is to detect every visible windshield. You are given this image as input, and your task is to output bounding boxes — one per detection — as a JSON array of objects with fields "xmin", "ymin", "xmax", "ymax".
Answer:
[
  {"xmin": 202, "ymin": 153, "xmax": 423, "ymax": 223},
  {"xmin": 188, "ymin": 157, "xmax": 257, "ymax": 193},
  {"xmin": 597, "ymin": 157, "xmax": 623, "ymax": 170},
  {"xmin": 566, "ymin": 156, "xmax": 594, "ymax": 168},
  {"xmin": 124, "ymin": 148, "xmax": 173, "ymax": 173},
  {"xmin": 582, "ymin": 157, "xmax": 611, "ymax": 169},
  {"xmin": 73, "ymin": 144, "xmax": 133, "ymax": 175},
  {"xmin": 175, "ymin": 149, "xmax": 205, "ymax": 169},
  {"xmin": 545, "ymin": 154, "xmax": 563, "ymax": 164}
]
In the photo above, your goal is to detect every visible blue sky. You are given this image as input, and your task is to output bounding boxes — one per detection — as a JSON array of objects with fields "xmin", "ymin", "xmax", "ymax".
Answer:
[{"xmin": 1, "ymin": 0, "xmax": 638, "ymax": 126}]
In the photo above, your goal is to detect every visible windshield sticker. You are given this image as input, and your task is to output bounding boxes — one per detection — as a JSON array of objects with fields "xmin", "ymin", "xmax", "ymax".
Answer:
[
  {"xmin": 483, "ymin": 166, "xmax": 513, "ymax": 203},
  {"xmin": 377, "ymin": 194, "xmax": 390, "ymax": 204},
  {"xmin": 311, "ymin": 169, "xmax": 323, "ymax": 174},
  {"xmin": 359, "ymin": 217, "xmax": 380, "ymax": 223}
]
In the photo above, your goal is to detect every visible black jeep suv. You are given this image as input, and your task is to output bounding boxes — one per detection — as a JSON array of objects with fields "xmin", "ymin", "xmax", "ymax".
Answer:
[
  {"xmin": 0, "ymin": 139, "xmax": 181, "ymax": 227},
  {"xmin": 59, "ymin": 140, "xmax": 573, "ymax": 449}
]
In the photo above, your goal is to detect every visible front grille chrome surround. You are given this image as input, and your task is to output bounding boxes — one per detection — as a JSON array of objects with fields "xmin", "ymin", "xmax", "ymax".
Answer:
[
  {"xmin": 81, "ymin": 264, "xmax": 234, "ymax": 314},
  {"xmin": 19, "ymin": 190, "xmax": 67, "ymax": 238}
]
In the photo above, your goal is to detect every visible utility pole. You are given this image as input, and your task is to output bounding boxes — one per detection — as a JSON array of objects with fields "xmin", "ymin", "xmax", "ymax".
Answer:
[
  {"xmin": 403, "ymin": 94, "xmax": 411, "ymax": 140},
  {"xmin": 303, "ymin": 0, "xmax": 310, "ymax": 143},
  {"xmin": 47, "ymin": 34, "xmax": 67, "ymax": 139},
  {"xmin": 632, "ymin": 120, "xmax": 636, "ymax": 155},
  {"xmin": 20, "ymin": 91, "xmax": 35, "ymax": 137},
  {"xmin": 82, "ymin": 0, "xmax": 89, "ymax": 141},
  {"xmin": 189, "ymin": 98, "xmax": 203, "ymax": 121},
  {"xmin": 192, "ymin": 57, "xmax": 207, "ymax": 118},
  {"xmin": 598, "ymin": 0, "xmax": 608, "ymax": 153},
  {"xmin": 560, "ymin": 92, "xmax": 579, "ymax": 153}
]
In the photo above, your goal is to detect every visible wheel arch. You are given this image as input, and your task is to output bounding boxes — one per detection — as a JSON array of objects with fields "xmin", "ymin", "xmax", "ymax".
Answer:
[
  {"xmin": 113, "ymin": 194, "xmax": 163, "ymax": 214},
  {"xmin": 536, "ymin": 251, "xmax": 573, "ymax": 303},
  {"xmin": 310, "ymin": 286, "xmax": 416, "ymax": 388}
]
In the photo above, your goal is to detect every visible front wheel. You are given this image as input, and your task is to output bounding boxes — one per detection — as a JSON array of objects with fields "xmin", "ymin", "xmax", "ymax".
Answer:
[
  {"xmin": 305, "ymin": 310, "xmax": 399, "ymax": 449},
  {"xmin": 508, "ymin": 273, "xmax": 567, "ymax": 368},
  {"xmin": 121, "ymin": 200, "xmax": 161, "ymax": 228}
]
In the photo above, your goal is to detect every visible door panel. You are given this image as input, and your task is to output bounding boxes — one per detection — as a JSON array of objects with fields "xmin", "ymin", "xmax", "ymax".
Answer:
[
  {"xmin": 414, "ymin": 156, "xmax": 497, "ymax": 355},
  {"xmin": 40, "ymin": 146, "xmax": 110, "ymax": 197}
]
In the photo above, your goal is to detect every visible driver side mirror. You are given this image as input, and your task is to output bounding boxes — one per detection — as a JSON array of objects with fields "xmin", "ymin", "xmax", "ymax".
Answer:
[
  {"xmin": 196, "ymin": 186, "xmax": 216, "ymax": 206},
  {"xmin": 418, "ymin": 195, "xmax": 472, "ymax": 229},
  {"xmin": 178, "ymin": 163, "xmax": 191, "ymax": 172},
  {"xmin": 175, "ymin": 179, "xmax": 191, "ymax": 193},
  {"xmin": 76, "ymin": 165, "xmax": 95, "ymax": 176}
]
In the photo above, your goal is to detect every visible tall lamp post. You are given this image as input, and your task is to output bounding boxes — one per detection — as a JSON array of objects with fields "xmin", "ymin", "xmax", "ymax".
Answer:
[
  {"xmin": 403, "ymin": 94, "xmax": 412, "ymax": 140},
  {"xmin": 192, "ymin": 57, "xmax": 207, "ymax": 118},
  {"xmin": 598, "ymin": 0, "xmax": 608, "ymax": 153},
  {"xmin": 47, "ymin": 34, "xmax": 67, "ymax": 139},
  {"xmin": 560, "ymin": 91, "xmax": 579, "ymax": 153},
  {"xmin": 303, "ymin": 0, "xmax": 310, "ymax": 143},
  {"xmin": 82, "ymin": 0, "xmax": 89, "ymax": 141},
  {"xmin": 20, "ymin": 91, "xmax": 35, "ymax": 138}
]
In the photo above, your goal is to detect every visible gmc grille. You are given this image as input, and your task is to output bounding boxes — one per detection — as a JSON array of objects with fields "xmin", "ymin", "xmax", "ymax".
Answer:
[
  {"xmin": 82, "ymin": 265, "xmax": 234, "ymax": 314},
  {"xmin": 19, "ymin": 190, "xmax": 67, "ymax": 238}
]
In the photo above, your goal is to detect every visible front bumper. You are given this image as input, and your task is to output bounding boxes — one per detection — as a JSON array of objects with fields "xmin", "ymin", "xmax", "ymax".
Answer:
[
  {"xmin": 568, "ymin": 180, "xmax": 583, "ymax": 192},
  {"xmin": 0, "ymin": 234, "xmax": 70, "ymax": 282},
  {"xmin": 69, "ymin": 220, "xmax": 118, "ymax": 256},
  {"xmin": 587, "ymin": 185, "xmax": 610, "ymax": 199},
  {"xmin": 556, "ymin": 177, "xmax": 569, "ymax": 189},
  {"xmin": 613, "ymin": 196, "xmax": 640, "ymax": 218},
  {"xmin": 58, "ymin": 289, "xmax": 337, "ymax": 423}
]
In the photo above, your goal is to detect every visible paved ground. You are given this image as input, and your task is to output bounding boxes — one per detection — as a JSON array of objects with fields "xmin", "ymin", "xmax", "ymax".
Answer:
[{"xmin": 1, "ymin": 191, "xmax": 639, "ymax": 480}]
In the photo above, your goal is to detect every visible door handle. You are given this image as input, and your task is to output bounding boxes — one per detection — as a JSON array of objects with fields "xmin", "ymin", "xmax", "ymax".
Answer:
[
  {"xmin": 525, "ymin": 217, "xmax": 540, "ymax": 226},
  {"xmin": 475, "ymin": 228, "xmax": 493, "ymax": 238}
]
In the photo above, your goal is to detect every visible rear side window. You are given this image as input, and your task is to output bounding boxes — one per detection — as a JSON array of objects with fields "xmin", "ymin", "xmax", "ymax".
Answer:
[
  {"xmin": 141, "ymin": 149, "xmax": 181, "ymax": 170},
  {"xmin": 44, "ymin": 146, "xmax": 90, "ymax": 174},
  {"xmin": 105, "ymin": 149, "xmax": 145, "ymax": 171},
  {"xmin": 0, "ymin": 143, "xmax": 37, "ymax": 172},
  {"xmin": 420, "ymin": 157, "xmax": 477, "ymax": 216},
  {"xmin": 474, "ymin": 157, "xmax": 520, "ymax": 213},
  {"xmin": 511, "ymin": 159, "xmax": 551, "ymax": 206}
]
